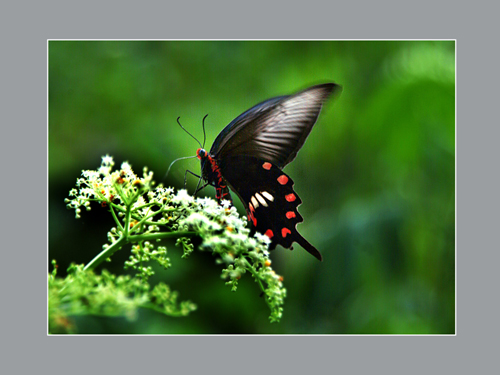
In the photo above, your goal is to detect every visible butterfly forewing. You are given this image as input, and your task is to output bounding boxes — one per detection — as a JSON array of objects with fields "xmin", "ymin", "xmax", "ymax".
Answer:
[{"xmin": 212, "ymin": 83, "xmax": 340, "ymax": 168}]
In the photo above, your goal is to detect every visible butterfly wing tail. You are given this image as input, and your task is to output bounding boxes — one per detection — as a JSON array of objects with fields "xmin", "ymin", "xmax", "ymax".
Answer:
[{"xmin": 295, "ymin": 234, "xmax": 323, "ymax": 261}]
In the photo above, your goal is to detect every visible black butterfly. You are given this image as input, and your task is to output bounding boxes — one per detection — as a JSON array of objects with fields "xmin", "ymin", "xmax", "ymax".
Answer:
[{"xmin": 196, "ymin": 83, "xmax": 341, "ymax": 261}]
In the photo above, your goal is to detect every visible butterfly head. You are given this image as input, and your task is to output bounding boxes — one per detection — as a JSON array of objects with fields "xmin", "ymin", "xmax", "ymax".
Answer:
[{"xmin": 196, "ymin": 148, "xmax": 208, "ymax": 160}]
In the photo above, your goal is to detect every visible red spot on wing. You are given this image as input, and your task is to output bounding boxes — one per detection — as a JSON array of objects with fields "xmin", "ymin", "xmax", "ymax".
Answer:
[
  {"xmin": 281, "ymin": 228, "xmax": 291, "ymax": 238},
  {"xmin": 285, "ymin": 193, "xmax": 296, "ymax": 202},
  {"xmin": 286, "ymin": 211, "xmax": 296, "ymax": 219},
  {"xmin": 262, "ymin": 162, "xmax": 272, "ymax": 170},
  {"xmin": 265, "ymin": 229, "xmax": 274, "ymax": 238},
  {"xmin": 247, "ymin": 211, "xmax": 257, "ymax": 226},
  {"xmin": 277, "ymin": 175, "xmax": 289, "ymax": 185}
]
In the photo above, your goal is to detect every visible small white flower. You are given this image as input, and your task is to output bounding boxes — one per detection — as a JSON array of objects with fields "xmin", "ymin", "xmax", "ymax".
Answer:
[
  {"xmin": 220, "ymin": 199, "xmax": 232, "ymax": 209},
  {"xmin": 98, "ymin": 165, "xmax": 113, "ymax": 176},
  {"xmin": 172, "ymin": 189, "xmax": 194, "ymax": 206},
  {"xmin": 121, "ymin": 161, "xmax": 132, "ymax": 173},
  {"xmin": 254, "ymin": 232, "xmax": 271, "ymax": 245},
  {"xmin": 102, "ymin": 155, "xmax": 114, "ymax": 166}
]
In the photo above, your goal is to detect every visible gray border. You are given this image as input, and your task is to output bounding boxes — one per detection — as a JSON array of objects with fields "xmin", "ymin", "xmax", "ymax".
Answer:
[{"xmin": 4, "ymin": 0, "xmax": 492, "ymax": 373}]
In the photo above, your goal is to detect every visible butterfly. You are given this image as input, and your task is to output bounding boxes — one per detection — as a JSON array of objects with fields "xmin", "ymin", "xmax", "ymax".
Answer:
[{"xmin": 195, "ymin": 83, "xmax": 341, "ymax": 261}]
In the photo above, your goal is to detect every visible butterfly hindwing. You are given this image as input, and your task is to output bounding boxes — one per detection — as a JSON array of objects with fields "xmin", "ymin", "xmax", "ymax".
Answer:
[{"xmin": 219, "ymin": 155, "xmax": 322, "ymax": 261}]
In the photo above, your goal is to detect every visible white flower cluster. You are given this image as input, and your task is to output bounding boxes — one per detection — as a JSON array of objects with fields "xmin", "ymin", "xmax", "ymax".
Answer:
[
  {"xmin": 65, "ymin": 155, "xmax": 154, "ymax": 219},
  {"xmin": 64, "ymin": 156, "xmax": 286, "ymax": 322},
  {"xmin": 177, "ymin": 194, "xmax": 272, "ymax": 262}
]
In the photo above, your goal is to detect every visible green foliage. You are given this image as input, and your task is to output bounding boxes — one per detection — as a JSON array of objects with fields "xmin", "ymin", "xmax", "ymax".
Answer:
[
  {"xmin": 48, "ymin": 261, "xmax": 196, "ymax": 334},
  {"xmin": 50, "ymin": 156, "xmax": 286, "ymax": 333}
]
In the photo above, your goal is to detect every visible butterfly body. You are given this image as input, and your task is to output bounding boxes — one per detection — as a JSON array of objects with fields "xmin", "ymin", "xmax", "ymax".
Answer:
[
  {"xmin": 197, "ymin": 148, "xmax": 233, "ymax": 203},
  {"xmin": 196, "ymin": 83, "xmax": 341, "ymax": 261}
]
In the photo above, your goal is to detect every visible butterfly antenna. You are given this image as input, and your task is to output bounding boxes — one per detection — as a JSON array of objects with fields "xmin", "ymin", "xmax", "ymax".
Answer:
[
  {"xmin": 202, "ymin": 114, "xmax": 208, "ymax": 148},
  {"xmin": 164, "ymin": 155, "xmax": 197, "ymax": 181},
  {"xmin": 177, "ymin": 117, "xmax": 202, "ymax": 148}
]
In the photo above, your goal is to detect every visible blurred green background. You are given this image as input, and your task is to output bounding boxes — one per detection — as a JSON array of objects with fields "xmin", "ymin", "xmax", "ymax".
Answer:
[{"xmin": 49, "ymin": 40, "xmax": 455, "ymax": 334}]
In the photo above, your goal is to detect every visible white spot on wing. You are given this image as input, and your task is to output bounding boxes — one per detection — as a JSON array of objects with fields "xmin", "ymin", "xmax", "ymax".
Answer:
[
  {"xmin": 251, "ymin": 196, "xmax": 259, "ymax": 209},
  {"xmin": 261, "ymin": 191, "xmax": 274, "ymax": 202},
  {"xmin": 255, "ymin": 193, "xmax": 268, "ymax": 207}
]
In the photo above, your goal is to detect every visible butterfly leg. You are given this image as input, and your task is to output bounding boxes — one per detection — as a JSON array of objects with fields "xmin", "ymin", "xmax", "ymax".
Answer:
[
  {"xmin": 194, "ymin": 181, "xmax": 211, "ymax": 195},
  {"xmin": 184, "ymin": 169, "xmax": 202, "ymax": 189}
]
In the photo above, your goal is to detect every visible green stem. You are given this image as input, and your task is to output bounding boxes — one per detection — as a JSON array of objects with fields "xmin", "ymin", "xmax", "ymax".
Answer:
[
  {"xmin": 83, "ymin": 231, "xmax": 198, "ymax": 271},
  {"xmin": 241, "ymin": 258, "xmax": 272, "ymax": 310},
  {"xmin": 113, "ymin": 183, "xmax": 129, "ymax": 206},
  {"xmin": 109, "ymin": 204, "xmax": 123, "ymax": 231},
  {"xmin": 141, "ymin": 303, "xmax": 189, "ymax": 317},
  {"xmin": 109, "ymin": 203, "xmax": 175, "ymax": 227},
  {"xmin": 124, "ymin": 204, "xmax": 132, "ymax": 238},
  {"xmin": 129, "ymin": 208, "xmax": 159, "ymax": 234},
  {"xmin": 128, "ymin": 231, "xmax": 197, "ymax": 242},
  {"xmin": 84, "ymin": 235, "xmax": 127, "ymax": 271}
]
